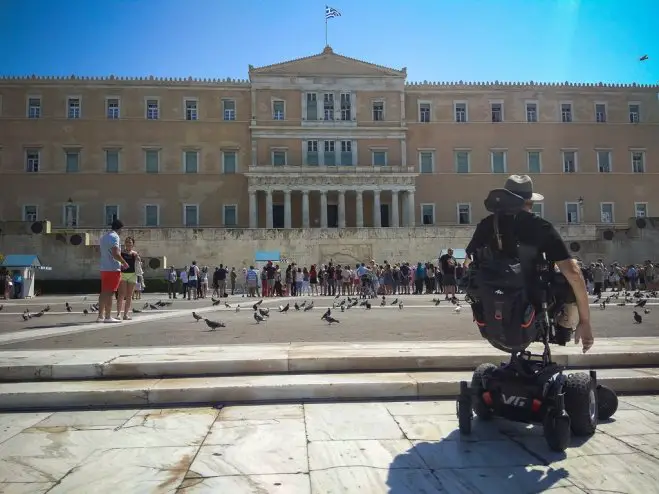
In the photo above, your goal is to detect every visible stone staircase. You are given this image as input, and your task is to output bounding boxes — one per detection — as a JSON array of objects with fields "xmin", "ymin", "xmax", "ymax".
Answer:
[{"xmin": 1, "ymin": 338, "xmax": 658, "ymax": 411}]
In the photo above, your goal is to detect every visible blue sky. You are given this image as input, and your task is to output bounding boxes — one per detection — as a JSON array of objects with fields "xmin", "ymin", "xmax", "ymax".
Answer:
[{"xmin": 1, "ymin": 0, "xmax": 657, "ymax": 84}]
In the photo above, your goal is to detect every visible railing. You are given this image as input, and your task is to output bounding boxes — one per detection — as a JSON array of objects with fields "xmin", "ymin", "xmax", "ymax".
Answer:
[{"xmin": 247, "ymin": 165, "xmax": 417, "ymax": 174}]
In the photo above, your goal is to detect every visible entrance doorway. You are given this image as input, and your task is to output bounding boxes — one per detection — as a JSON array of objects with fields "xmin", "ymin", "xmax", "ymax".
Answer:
[
  {"xmin": 272, "ymin": 205, "xmax": 284, "ymax": 228},
  {"xmin": 327, "ymin": 204, "xmax": 338, "ymax": 228},
  {"xmin": 380, "ymin": 204, "xmax": 390, "ymax": 227}
]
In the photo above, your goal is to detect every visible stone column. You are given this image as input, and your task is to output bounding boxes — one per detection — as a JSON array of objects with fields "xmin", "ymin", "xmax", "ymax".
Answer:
[
  {"xmin": 401, "ymin": 140, "xmax": 407, "ymax": 167},
  {"xmin": 283, "ymin": 190, "xmax": 292, "ymax": 229},
  {"xmin": 302, "ymin": 190, "xmax": 310, "ymax": 228},
  {"xmin": 373, "ymin": 190, "xmax": 381, "ymax": 228},
  {"xmin": 249, "ymin": 189, "xmax": 258, "ymax": 228},
  {"xmin": 265, "ymin": 189, "xmax": 273, "ymax": 229},
  {"xmin": 407, "ymin": 190, "xmax": 416, "ymax": 227},
  {"xmin": 251, "ymin": 139, "xmax": 257, "ymax": 167},
  {"xmin": 320, "ymin": 190, "xmax": 328, "ymax": 228},
  {"xmin": 338, "ymin": 190, "xmax": 346, "ymax": 228},
  {"xmin": 355, "ymin": 190, "xmax": 364, "ymax": 228},
  {"xmin": 391, "ymin": 190, "xmax": 400, "ymax": 227}
]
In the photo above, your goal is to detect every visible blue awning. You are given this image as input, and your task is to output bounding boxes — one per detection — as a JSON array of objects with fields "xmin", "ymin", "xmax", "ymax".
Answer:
[
  {"xmin": 0, "ymin": 254, "xmax": 51, "ymax": 270},
  {"xmin": 255, "ymin": 251, "xmax": 280, "ymax": 262}
]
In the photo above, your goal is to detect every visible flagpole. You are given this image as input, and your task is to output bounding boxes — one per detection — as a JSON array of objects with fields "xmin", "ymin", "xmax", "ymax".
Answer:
[{"xmin": 325, "ymin": 15, "xmax": 328, "ymax": 46}]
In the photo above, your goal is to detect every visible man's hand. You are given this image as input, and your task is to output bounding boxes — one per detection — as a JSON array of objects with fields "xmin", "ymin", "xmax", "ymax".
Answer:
[{"xmin": 574, "ymin": 320, "xmax": 594, "ymax": 353}]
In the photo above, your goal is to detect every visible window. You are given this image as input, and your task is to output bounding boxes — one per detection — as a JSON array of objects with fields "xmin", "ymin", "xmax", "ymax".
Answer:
[
  {"xmin": 306, "ymin": 93, "xmax": 318, "ymax": 120},
  {"xmin": 491, "ymin": 151, "xmax": 506, "ymax": 173},
  {"xmin": 144, "ymin": 204, "xmax": 159, "ymax": 227},
  {"xmin": 340, "ymin": 140, "xmax": 352, "ymax": 166},
  {"xmin": 340, "ymin": 93, "xmax": 351, "ymax": 121},
  {"xmin": 272, "ymin": 150, "xmax": 286, "ymax": 167},
  {"xmin": 600, "ymin": 203, "xmax": 614, "ymax": 224},
  {"xmin": 62, "ymin": 202, "xmax": 79, "ymax": 227},
  {"xmin": 635, "ymin": 202, "xmax": 648, "ymax": 218},
  {"xmin": 184, "ymin": 151, "xmax": 198, "ymax": 173},
  {"xmin": 372, "ymin": 150, "xmax": 387, "ymax": 166},
  {"xmin": 629, "ymin": 103, "xmax": 640, "ymax": 123},
  {"xmin": 531, "ymin": 203, "xmax": 544, "ymax": 218},
  {"xmin": 223, "ymin": 100, "xmax": 236, "ymax": 121},
  {"xmin": 454, "ymin": 102, "xmax": 467, "ymax": 122},
  {"xmin": 527, "ymin": 151, "xmax": 541, "ymax": 173},
  {"xmin": 223, "ymin": 205, "xmax": 237, "ymax": 227},
  {"xmin": 419, "ymin": 151, "xmax": 434, "ymax": 173},
  {"xmin": 22, "ymin": 205, "xmax": 38, "ymax": 222},
  {"xmin": 561, "ymin": 103, "xmax": 572, "ymax": 123},
  {"xmin": 306, "ymin": 140, "xmax": 319, "ymax": 166},
  {"xmin": 323, "ymin": 141, "xmax": 335, "ymax": 166},
  {"xmin": 67, "ymin": 97, "xmax": 81, "ymax": 119},
  {"xmin": 562, "ymin": 151, "xmax": 577, "ymax": 173},
  {"xmin": 106, "ymin": 98, "xmax": 120, "ymax": 119},
  {"xmin": 632, "ymin": 151, "xmax": 645, "ymax": 173},
  {"xmin": 595, "ymin": 103, "xmax": 607, "ymax": 123},
  {"xmin": 146, "ymin": 99, "xmax": 159, "ymax": 120},
  {"xmin": 525, "ymin": 102, "xmax": 538, "ymax": 122},
  {"xmin": 457, "ymin": 203, "xmax": 471, "ymax": 225},
  {"xmin": 490, "ymin": 102, "xmax": 503, "ymax": 122},
  {"xmin": 104, "ymin": 205, "xmax": 119, "ymax": 226},
  {"xmin": 185, "ymin": 99, "xmax": 198, "ymax": 121},
  {"xmin": 323, "ymin": 93, "xmax": 334, "ymax": 120},
  {"xmin": 566, "ymin": 203, "xmax": 580, "ymax": 224},
  {"xmin": 105, "ymin": 149, "xmax": 119, "ymax": 173},
  {"xmin": 419, "ymin": 102, "xmax": 431, "ymax": 123},
  {"xmin": 223, "ymin": 151, "xmax": 237, "ymax": 173},
  {"xmin": 597, "ymin": 151, "xmax": 611, "ymax": 173},
  {"xmin": 145, "ymin": 149, "xmax": 159, "ymax": 173},
  {"xmin": 421, "ymin": 204, "xmax": 435, "ymax": 225},
  {"xmin": 27, "ymin": 97, "xmax": 41, "ymax": 118},
  {"xmin": 184, "ymin": 204, "xmax": 199, "ymax": 226},
  {"xmin": 455, "ymin": 151, "xmax": 469, "ymax": 173},
  {"xmin": 25, "ymin": 149, "xmax": 40, "ymax": 172},
  {"xmin": 372, "ymin": 101, "xmax": 384, "ymax": 121},
  {"xmin": 65, "ymin": 150, "xmax": 80, "ymax": 173},
  {"xmin": 273, "ymin": 100, "xmax": 285, "ymax": 120}
]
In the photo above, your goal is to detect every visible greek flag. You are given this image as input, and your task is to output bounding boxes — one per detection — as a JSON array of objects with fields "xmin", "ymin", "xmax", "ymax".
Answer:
[{"xmin": 325, "ymin": 6, "xmax": 341, "ymax": 19}]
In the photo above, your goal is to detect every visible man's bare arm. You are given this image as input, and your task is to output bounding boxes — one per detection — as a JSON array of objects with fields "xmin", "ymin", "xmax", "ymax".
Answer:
[
  {"xmin": 111, "ymin": 246, "xmax": 127, "ymax": 265},
  {"xmin": 556, "ymin": 258, "xmax": 590, "ymax": 323}
]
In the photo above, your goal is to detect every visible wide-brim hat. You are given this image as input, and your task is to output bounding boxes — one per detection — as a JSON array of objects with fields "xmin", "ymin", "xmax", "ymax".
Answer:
[{"xmin": 504, "ymin": 175, "xmax": 544, "ymax": 201}]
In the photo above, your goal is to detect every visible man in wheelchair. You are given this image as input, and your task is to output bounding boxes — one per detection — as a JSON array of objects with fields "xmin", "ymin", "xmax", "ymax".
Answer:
[{"xmin": 455, "ymin": 175, "xmax": 612, "ymax": 452}]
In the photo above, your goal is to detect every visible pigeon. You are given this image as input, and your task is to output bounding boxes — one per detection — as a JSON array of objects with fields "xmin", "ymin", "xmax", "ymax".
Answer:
[
  {"xmin": 398, "ymin": 302, "xmax": 404, "ymax": 310},
  {"xmin": 65, "ymin": 302, "xmax": 72, "ymax": 312},
  {"xmin": 32, "ymin": 310, "xmax": 44, "ymax": 318},
  {"xmin": 321, "ymin": 308, "xmax": 331, "ymax": 320},
  {"xmin": 224, "ymin": 302, "xmax": 231, "ymax": 308},
  {"xmin": 365, "ymin": 301, "xmax": 372, "ymax": 310},
  {"xmin": 340, "ymin": 305, "xmax": 346, "ymax": 312},
  {"xmin": 43, "ymin": 305, "xmax": 51, "ymax": 312},
  {"xmin": 334, "ymin": 294, "xmax": 341, "ymax": 300},
  {"xmin": 432, "ymin": 298, "xmax": 441, "ymax": 306},
  {"xmin": 640, "ymin": 54, "xmax": 649, "ymax": 62},
  {"xmin": 254, "ymin": 312, "xmax": 265, "ymax": 323},
  {"xmin": 204, "ymin": 319, "xmax": 226, "ymax": 331},
  {"xmin": 645, "ymin": 308, "xmax": 651, "ymax": 314},
  {"xmin": 300, "ymin": 300, "xmax": 307, "ymax": 308},
  {"xmin": 235, "ymin": 305, "xmax": 241, "ymax": 313},
  {"xmin": 132, "ymin": 308, "xmax": 142, "ymax": 313},
  {"xmin": 380, "ymin": 297, "xmax": 386, "ymax": 307},
  {"xmin": 326, "ymin": 315, "xmax": 340, "ymax": 325},
  {"xmin": 390, "ymin": 298, "xmax": 398, "ymax": 306},
  {"xmin": 599, "ymin": 302, "xmax": 606, "ymax": 310},
  {"xmin": 0, "ymin": 304, "xmax": 3, "ymax": 312},
  {"xmin": 149, "ymin": 304, "xmax": 159, "ymax": 310},
  {"xmin": 279, "ymin": 303, "xmax": 290, "ymax": 313},
  {"xmin": 212, "ymin": 299, "xmax": 221, "ymax": 306},
  {"xmin": 635, "ymin": 299, "xmax": 647, "ymax": 308},
  {"xmin": 83, "ymin": 309, "xmax": 89, "ymax": 315},
  {"xmin": 22, "ymin": 311, "xmax": 30, "ymax": 321},
  {"xmin": 255, "ymin": 299, "xmax": 264, "ymax": 306},
  {"xmin": 258, "ymin": 307, "xmax": 270, "ymax": 318},
  {"xmin": 454, "ymin": 305, "xmax": 462, "ymax": 314},
  {"xmin": 192, "ymin": 311, "xmax": 203, "ymax": 322},
  {"xmin": 143, "ymin": 302, "xmax": 150, "ymax": 309},
  {"xmin": 303, "ymin": 301, "xmax": 314, "ymax": 312},
  {"xmin": 633, "ymin": 311, "xmax": 642, "ymax": 324},
  {"xmin": 294, "ymin": 302, "xmax": 301, "ymax": 311}
]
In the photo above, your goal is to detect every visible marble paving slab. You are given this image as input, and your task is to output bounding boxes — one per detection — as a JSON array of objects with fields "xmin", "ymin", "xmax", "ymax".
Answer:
[
  {"xmin": 412, "ymin": 439, "xmax": 542, "ymax": 469},
  {"xmin": 0, "ymin": 482, "xmax": 55, "ymax": 494},
  {"xmin": 178, "ymin": 473, "xmax": 311, "ymax": 493},
  {"xmin": 308, "ymin": 439, "xmax": 423, "ymax": 470},
  {"xmin": 394, "ymin": 415, "xmax": 508, "ymax": 442},
  {"xmin": 305, "ymin": 403, "xmax": 404, "ymax": 441},
  {"xmin": 311, "ymin": 466, "xmax": 444, "ymax": 494},
  {"xmin": 0, "ymin": 412, "xmax": 51, "ymax": 444}
]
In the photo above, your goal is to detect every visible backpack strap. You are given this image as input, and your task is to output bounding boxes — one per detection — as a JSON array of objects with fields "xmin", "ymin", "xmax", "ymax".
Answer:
[{"xmin": 493, "ymin": 213, "xmax": 503, "ymax": 251}]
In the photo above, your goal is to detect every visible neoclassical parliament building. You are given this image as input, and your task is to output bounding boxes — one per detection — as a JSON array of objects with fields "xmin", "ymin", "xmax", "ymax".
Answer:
[{"xmin": 0, "ymin": 46, "xmax": 657, "ymax": 230}]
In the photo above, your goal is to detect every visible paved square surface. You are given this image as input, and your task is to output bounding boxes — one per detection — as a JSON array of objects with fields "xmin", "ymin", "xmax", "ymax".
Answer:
[
  {"xmin": 1, "ymin": 291, "xmax": 656, "ymax": 349},
  {"xmin": 1, "ymin": 396, "xmax": 658, "ymax": 493}
]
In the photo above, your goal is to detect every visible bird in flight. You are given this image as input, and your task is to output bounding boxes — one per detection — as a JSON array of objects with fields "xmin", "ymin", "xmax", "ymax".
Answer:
[{"xmin": 640, "ymin": 55, "xmax": 649, "ymax": 61}]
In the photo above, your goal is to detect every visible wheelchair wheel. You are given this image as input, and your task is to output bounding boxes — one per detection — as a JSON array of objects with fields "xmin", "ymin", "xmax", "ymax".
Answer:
[
  {"xmin": 543, "ymin": 409, "xmax": 571, "ymax": 452},
  {"xmin": 457, "ymin": 381, "xmax": 473, "ymax": 435},
  {"xmin": 564, "ymin": 372, "xmax": 597, "ymax": 436},
  {"xmin": 596, "ymin": 384, "xmax": 618, "ymax": 421},
  {"xmin": 471, "ymin": 363, "xmax": 497, "ymax": 420}
]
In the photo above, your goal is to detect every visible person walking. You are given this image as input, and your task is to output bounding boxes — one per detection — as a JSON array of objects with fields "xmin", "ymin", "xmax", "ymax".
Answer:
[{"xmin": 97, "ymin": 219, "xmax": 128, "ymax": 323}]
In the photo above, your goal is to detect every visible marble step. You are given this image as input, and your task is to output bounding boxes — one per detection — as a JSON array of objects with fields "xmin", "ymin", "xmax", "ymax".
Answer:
[
  {"xmin": 3, "ymin": 338, "xmax": 659, "ymax": 381},
  {"xmin": 1, "ymin": 367, "xmax": 658, "ymax": 411}
]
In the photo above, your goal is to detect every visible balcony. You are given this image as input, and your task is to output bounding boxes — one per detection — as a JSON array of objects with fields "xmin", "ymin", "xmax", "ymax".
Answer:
[
  {"xmin": 247, "ymin": 165, "xmax": 417, "ymax": 175},
  {"xmin": 301, "ymin": 116, "xmax": 357, "ymax": 128}
]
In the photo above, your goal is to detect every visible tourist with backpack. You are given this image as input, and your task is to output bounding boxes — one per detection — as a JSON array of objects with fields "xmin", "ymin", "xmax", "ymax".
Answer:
[{"xmin": 464, "ymin": 175, "xmax": 594, "ymax": 354}]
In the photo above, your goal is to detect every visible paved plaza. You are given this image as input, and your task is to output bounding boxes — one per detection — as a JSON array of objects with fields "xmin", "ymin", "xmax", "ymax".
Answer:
[
  {"xmin": 1, "ymin": 397, "xmax": 659, "ymax": 493},
  {"xmin": 0, "ymin": 291, "xmax": 656, "ymax": 349}
]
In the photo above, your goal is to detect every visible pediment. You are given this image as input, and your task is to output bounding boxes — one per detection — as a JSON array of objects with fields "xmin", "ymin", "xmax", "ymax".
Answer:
[{"xmin": 249, "ymin": 46, "xmax": 406, "ymax": 78}]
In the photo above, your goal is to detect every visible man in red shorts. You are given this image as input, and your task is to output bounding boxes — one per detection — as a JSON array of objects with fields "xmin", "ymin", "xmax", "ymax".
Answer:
[{"xmin": 98, "ymin": 219, "xmax": 129, "ymax": 323}]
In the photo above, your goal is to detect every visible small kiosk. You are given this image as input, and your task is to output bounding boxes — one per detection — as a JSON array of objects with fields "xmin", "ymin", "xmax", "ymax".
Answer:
[
  {"xmin": 0, "ymin": 255, "xmax": 52, "ymax": 299},
  {"xmin": 254, "ymin": 251, "xmax": 283, "ymax": 270}
]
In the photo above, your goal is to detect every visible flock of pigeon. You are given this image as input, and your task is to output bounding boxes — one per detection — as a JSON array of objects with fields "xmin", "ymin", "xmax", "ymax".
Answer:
[
  {"xmin": 8, "ymin": 298, "xmax": 175, "ymax": 321},
  {"xmin": 189, "ymin": 293, "xmax": 464, "ymax": 331},
  {"xmin": 595, "ymin": 289, "xmax": 657, "ymax": 324}
]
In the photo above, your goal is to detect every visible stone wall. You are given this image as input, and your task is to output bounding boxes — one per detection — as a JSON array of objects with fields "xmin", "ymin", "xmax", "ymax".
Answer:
[{"xmin": 2, "ymin": 221, "xmax": 656, "ymax": 280}]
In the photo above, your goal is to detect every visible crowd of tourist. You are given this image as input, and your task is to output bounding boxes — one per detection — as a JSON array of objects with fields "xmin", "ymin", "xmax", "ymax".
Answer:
[{"xmin": 578, "ymin": 259, "xmax": 657, "ymax": 294}]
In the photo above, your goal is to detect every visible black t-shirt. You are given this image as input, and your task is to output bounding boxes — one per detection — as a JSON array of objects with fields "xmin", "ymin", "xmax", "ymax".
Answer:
[
  {"xmin": 217, "ymin": 268, "xmax": 227, "ymax": 281},
  {"xmin": 440, "ymin": 255, "xmax": 457, "ymax": 275},
  {"xmin": 466, "ymin": 211, "xmax": 570, "ymax": 264}
]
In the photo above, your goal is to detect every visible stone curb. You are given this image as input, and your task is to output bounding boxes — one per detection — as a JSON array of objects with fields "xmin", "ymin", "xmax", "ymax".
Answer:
[{"xmin": 0, "ymin": 367, "xmax": 657, "ymax": 411}]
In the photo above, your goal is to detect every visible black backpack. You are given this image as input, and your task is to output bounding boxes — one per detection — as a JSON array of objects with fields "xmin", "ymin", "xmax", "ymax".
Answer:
[
  {"xmin": 189, "ymin": 266, "xmax": 196, "ymax": 277},
  {"xmin": 470, "ymin": 213, "xmax": 538, "ymax": 353}
]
